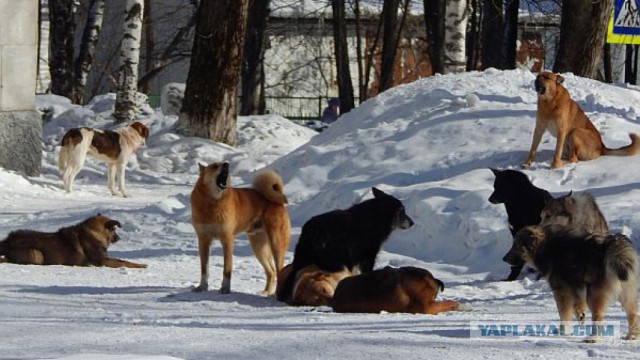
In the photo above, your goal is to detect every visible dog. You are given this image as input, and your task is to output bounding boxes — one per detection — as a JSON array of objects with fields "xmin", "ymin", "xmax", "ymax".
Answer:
[
  {"xmin": 522, "ymin": 71, "xmax": 640, "ymax": 169},
  {"xmin": 0, "ymin": 214, "xmax": 147, "ymax": 268},
  {"xmin": 190, "ymin": 162, "xmax": 290, "ymax": 295},
  {"xmin": 275, "ymin": 263, "xmax": 352, "ymax": 306},
  {"xmin": 277, "ymin": 187, "xmax": 414, "ymax": 302},
  {"xmin": 489, "ymin": 168, "xmax": 553, "ymax": 281},
  {"xmin": 58, "ymin": 121, "xmax": 149, "ymax": 196},
  {"xmin": 504, "ymin": 225, "xmax": 639, "ymax": 341},
  {"xmin": 540, "ymin": 191, "xmax": 608, "ymax": 236},
  {"xmin": 331, "ymin": 266, "xmax": 466, "ymax": 314}
]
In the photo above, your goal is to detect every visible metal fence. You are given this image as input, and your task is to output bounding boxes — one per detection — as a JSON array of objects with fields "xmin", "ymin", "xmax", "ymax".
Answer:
[
  {"xmin": 264, "ymin": 96, "xmax": 326, "ymax": 121},
  {"xmin": 147, "ymin": 95, "xmax": 343, "ymax": 122}
]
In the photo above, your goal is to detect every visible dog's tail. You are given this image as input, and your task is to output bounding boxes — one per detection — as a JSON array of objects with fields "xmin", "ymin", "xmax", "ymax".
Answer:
[
  {"xmin": 604, "ymin": 133, "xmax": 640, "ymax": 156},
  {"xmin": 58, "ymin": 129, "xmax": 83, "ymax": 174},
  {"xmin": 252, "ymin": 170, "xmax": 288, "ymax": 205},
  {"xmin": 605, "ymin": 234, "xmax": 638, "ymax": 282},
  {"xmin": 57, "ymin": 141, "xmax": 71, "ymax": 174}
]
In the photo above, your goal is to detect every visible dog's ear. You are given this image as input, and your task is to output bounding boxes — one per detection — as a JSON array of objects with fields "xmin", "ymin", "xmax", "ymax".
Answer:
[
  {"xmin": 106, "ymin": 220, "xmax": 122, "ymax": 229},
  {"xmin": 198, "ymin": 163, "xmax": 206, "ymax": 173},
  {"xmin": 372, "ymin": 187, "xmax": 385, "ymax": 198},
  {"xmin": 556, "ymin": 74, "xmax": 564, "ymax": 84},
  {"xmin": 489, "ymin": 168, "xmax": 500, "ymax": 176},
  {"xmin": 562, "ymin": 194, "xmax": 576, "ymax": 213}
]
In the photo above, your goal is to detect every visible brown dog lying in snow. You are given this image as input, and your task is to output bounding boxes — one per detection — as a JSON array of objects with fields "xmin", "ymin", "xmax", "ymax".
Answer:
[{"xmin": 331, "ymin": 266, "xmax": 469, "ymax": 314}]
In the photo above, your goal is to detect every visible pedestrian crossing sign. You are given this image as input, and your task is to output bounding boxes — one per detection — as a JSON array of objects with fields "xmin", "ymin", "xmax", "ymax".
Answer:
[{"xmin": 608, "ymin": 0, "xmax": 640, "ymax": 44}]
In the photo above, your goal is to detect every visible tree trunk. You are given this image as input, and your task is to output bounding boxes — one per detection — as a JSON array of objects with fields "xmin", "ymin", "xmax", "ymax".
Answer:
[
  {"xmin": 627, "ymin": 45, "xmax": 640, "ymax": 85},
  {"xmin": 424, "ymin": 0, "xmax": 446, "ymax": 74},
  {"xmin": 240, "ymin": 0, "xmax": 270, "ymax": 116},
  {"xmin": 625, "ymin": 45, "xmax": 634, "ymax": 84},
  {"xmin": 331, "ymin": 0, "xmax": 355, "ymax": 114},
  {"xmin": 363, "ymin": 14, "xmax": 383, "ymax": 100},
  {"xmin": 631, "ymin": 45, "xmax": 639, "ymax": 85},
  {"xmin": 176, "ymin": 0, "xmax": 249, "ymax": 146},
  {"xmin": 49, "ymin": 0, "xmax": 77, "ymax": 98},
  {"xmin": 72, "ymin": 0, "xmax": 105, "ymax": 105},
  {"xmin": 481, "ymin": 0, "xmax": 503, "ymax": 70},
  {"xmin": 379, "ymin": 0, "xmax": 400, "ymax": 92},
  {"xmin": 444, "ymin": 0, "xmax": 469, "ymax": 73},
  {"xmin": 501, "ymin": 0, "xmax": 519, "ymax": 69},
  {"xmin": 354, "ymin": 0, "xmax": 366, "ymax": 102},
  {"xmin": 553, "ymin": 0, "xmax": 613, "ymax": 79},
  {"xmin": 603, "ymin": 42, "xmax": 612, "ymax": 83},
  {"xmin": 114, "ymin": 0, "xmax": 144, "ymax": 123},
  {"xmin": 466, "ymin": 0, "xmax": 480, "ymax": 71},
  {"xmin": 142, "ymin": 0, "xmax": 155, "ymax": 94}
]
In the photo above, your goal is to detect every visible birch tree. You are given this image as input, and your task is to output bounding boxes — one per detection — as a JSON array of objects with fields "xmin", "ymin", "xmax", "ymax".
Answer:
[
  {"xmin": 114, "ymin": 0, "xmax": 144, "ymax": 123},
  {"xmin": 72, "ymin": 0, "xmax": 105, "ymax": 104},
  {"xmin": 444, "ymin": 0, "xmax": 468, "ymax": 73},
  {"xmin": 176, "ymin": 0, "xmax": 249, "ymax": 145}
]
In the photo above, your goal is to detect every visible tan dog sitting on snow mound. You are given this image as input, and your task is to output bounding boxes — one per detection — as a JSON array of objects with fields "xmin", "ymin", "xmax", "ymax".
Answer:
[
  {"xmin": 190, "ymin": 162, "xmax": 290, "ymax": 295},
  {"xmin": 522, "ymin": 71, "xmax": 640, "ymax": 169}
]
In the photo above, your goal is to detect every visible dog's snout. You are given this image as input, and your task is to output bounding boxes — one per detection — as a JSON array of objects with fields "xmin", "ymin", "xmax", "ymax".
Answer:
[
  {"xmin": 399, "ymin": 213, "xmax": 414, "ymax": 229},
  {"xmin": 503, "ymin": 250, "xmax": 522, "ymax": 266},
  {"xmin": 534, "ymin": 78, "xmax": 545, "ymax": 94}
]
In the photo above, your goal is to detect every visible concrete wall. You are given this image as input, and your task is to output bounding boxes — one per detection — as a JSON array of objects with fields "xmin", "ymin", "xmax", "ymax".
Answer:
[{"xmin": 0, "ymin": 0, "xmax": 41, "ymax": 176}]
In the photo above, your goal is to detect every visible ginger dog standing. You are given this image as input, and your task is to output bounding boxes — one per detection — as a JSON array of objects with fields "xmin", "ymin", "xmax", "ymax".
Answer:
[
  {"xmin": 522, "ymin": 72, "xmax": 640, "ymax": 169},
  {"xmin": 190, "ymin": 162, "xmax": 290, "ymax": 295}
]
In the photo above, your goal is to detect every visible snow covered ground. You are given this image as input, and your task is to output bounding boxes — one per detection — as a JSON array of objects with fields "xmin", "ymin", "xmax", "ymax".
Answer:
[{"xmin": 3, "ymin": 69, "xmax": 640, "ymax": 359}]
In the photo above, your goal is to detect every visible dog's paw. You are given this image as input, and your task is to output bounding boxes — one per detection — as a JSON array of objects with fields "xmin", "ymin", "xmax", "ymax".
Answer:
[
  {"xmin": 550, "ymin": 160, "xmax": 564, "ymax": 169},
  {"xmin": 521, "ymin": 162, "xmax": 531, "ymax": 169},
  {"xmin": 219, "ymin": 286, "xmax": 231, "ymax": 294},
  {"xmin": 191, "ymin": 284, "xmax": 208, "ymax": 293},
  {"xmin": 583, "ymin": 336, "xmax": 600, "ymax": 343},
  {"xmin": 624, "ymin": 332, "xmax": 639, "ymax": 340},
  {"xmin": 458, "ymin": 303, "xmax": 473, "ymax": 312}
]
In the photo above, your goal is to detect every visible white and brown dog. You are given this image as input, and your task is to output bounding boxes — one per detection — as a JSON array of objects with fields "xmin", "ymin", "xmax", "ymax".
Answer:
[{"xmin": 57, "ymin": 122, "xmax": 149, "ymax": 197}]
